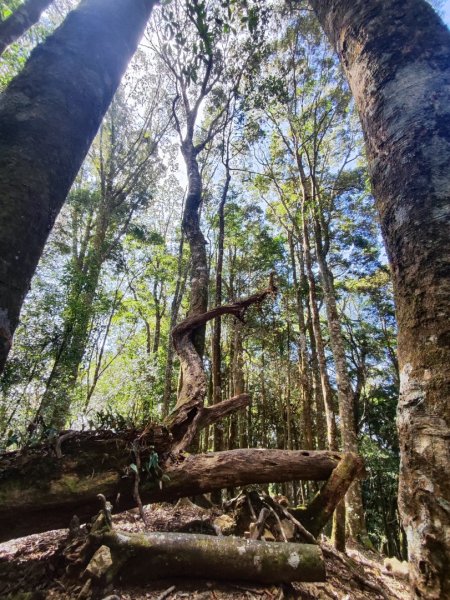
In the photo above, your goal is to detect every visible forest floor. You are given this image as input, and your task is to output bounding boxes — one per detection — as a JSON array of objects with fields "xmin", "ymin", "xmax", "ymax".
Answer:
[{"xmin": 0, "ymin": 500, "xmax": 409, "ymax": 600}]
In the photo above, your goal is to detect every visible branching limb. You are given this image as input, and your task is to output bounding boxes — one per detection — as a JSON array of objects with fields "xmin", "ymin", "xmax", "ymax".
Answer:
[{"xmin": 165, "ymin": 276, "xmax": 277, "ymax": 452}]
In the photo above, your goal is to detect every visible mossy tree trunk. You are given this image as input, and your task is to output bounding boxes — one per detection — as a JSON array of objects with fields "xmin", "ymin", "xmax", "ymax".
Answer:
[
  {"xmin": 0, "ymin": 0, "xmax": 156, "ymax": 373},
  {"xmin": 0, "ymin": 439, "xmax": 341, "ymax": 542},
  {"xmin": 0, "ymin": 0, "xmax": 54, "ymax": 56},
  {"xmin": 310, "ymin": 0, "xmax": 450, "ymax": 597},
  {"xmin": 92, "ymin": 530, "xmax": 326, "ymax": 584}
]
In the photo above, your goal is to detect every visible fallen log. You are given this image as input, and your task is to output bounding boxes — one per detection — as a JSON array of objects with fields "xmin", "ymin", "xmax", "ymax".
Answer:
[
  {"xmin": 0, "ymin": 446, "xmax": 340, "ymax": 542},
  {"xmin": 91, "ymin": 530, "xmax": 326, "ymax": 583}
]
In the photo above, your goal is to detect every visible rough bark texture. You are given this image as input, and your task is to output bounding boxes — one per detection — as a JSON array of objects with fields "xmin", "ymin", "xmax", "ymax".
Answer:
[
  {"xmin": 0, "ymin": 0, "xmax": 155, "ymax": 373},
  {"xmin": 166, "ymin": 279, "xmax": 276, "ymax": 452},
  {"xmin": 181, "ymin": 142, "xmax": 209, "ymax": 356},
  {"xmin": 94, "ymin": 530, "xmax": 326, "ymax": 583},
  {"xmin": 0, "ymin": 0, "xmax": 54, "ymax": 55},
  {"xmin": 309, "ymin": 1, "xmax": 450, "ymax": 597},
  {"xmin": 312, "ymin": 217, "xmax": 368, "ymax": 545},
  {"xmin": 298, "ymin": 452, "xmax": 366, "ymax": 538},
  {"xmin": 0, "ymin": 441, "xmax": 340, "ymax": 542}
]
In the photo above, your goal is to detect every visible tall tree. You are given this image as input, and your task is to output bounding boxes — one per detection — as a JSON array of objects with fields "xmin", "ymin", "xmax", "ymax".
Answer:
[
  {"xmin": 249, "ymin": 11, "xmax": 369, "ymax": 544},
  {"xmin": 0, "ymin": 0, "xmax": 156, "ymax": 374},
  {"xmin": 309, "ymin": 0, "xmax": 450, "ymax": 596},
  {"xmin": 37, "ymin": 87, "xmax": 166, "ymax": 429}
]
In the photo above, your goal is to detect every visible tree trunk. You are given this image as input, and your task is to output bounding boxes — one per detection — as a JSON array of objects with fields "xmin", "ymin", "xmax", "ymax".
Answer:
[
  {"xmin": 93, "ymin": 530, "xmax": 326, "ymax": 584},
  {"xmin": 0, "ymin": 442, "xmax": 341, "ymax": 542},
  {"xmin": 181, "ymin": 142, "xmax": 209, "ymax": 356},
  {"xmin": 298, "ymin": 452, "xmax": 366, "ymax": 538},
  {"xmin": 166, "ymin": 280, "xmax": 276, "ymax": 452},
  {"xmin": 38, "ymin": 215, "xmax": 107, "ymax": 429},
  {"xmin": 288, "ymin": 232, "xmax": 315, "ymax": 450},
  {"xmin": 212, "ymin": 169, "xmax": 230, "ymax": 453},
  {"xmin": 312, "ymin": 215, "xmax": 369, "ymax": 545},
  {"xmin": 0, "ymin": 0, "xmax": 54, "ymax": 56},
  {"xmin": 300, "ymin": 206, "xmax": 337, "ymax": 451},
  {"xmin": 0, "ymin": 0, "xmax": 156, "ymax": 373},
  {"xmin": 162, "ymin": 232, "xmax": 186, "ymax": 418},
  {"xmin": 310, "ymin": 1, "xmax": 450, "ymax": 596}
]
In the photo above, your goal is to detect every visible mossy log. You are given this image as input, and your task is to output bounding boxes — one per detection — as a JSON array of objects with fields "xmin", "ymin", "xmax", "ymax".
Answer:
[
  {"xmin": 0, "ymin": 442, "xmax": 340, "ymax": 542},
  {"xmin": 92, "ymin": 530, "xmax": 326, "ymax": 583}
]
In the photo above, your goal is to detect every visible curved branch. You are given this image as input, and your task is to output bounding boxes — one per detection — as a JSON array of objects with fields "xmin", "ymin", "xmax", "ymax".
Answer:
[{"xmin": 165, "ymin": 276, "xmax": 277, "ymax": 451}]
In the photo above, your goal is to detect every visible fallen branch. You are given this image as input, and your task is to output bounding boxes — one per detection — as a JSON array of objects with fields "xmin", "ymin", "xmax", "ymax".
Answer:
[
  {"xmin": 294, "ymin": 452, "xmax": 365, "ymax": 537},
  {"xmin": 197, "ymin": 393, "xmax": 251, "ymax": 429}
]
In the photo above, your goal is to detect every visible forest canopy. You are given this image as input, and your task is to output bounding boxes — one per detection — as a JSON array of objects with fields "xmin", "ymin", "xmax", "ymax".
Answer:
[{"xmin": 0, "ymin": 1, "xmax": 449, "ymax": 599}]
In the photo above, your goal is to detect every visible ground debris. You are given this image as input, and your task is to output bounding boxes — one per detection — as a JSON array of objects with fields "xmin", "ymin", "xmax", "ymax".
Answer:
[{"xmin": 0, "ymin": 501, "xmax": 409, "ymax": 599}]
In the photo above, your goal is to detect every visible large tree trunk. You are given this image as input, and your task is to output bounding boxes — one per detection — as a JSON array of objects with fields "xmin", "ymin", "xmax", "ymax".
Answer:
[
  {"xmin": 309, "ymin": 1, "xmax": 450, "ymax": 597},
  {"xmin": 91, "ymin": 530, "xmax": 326, "ymax": 583},
  {"xmin": 0, "ymin": 441, "xmax": 341, "ymax": 542},
  {"xmin": 0, "ymin": 0, "xmax": 54, "ymax": 56},
  {"xmin": 0, "ymin": 0, "xmax": 155, "ymax": 373}
]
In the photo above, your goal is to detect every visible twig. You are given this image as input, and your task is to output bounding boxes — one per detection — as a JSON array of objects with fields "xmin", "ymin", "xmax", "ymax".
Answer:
[
  {"xmin": 156, "ymin": 585, "xmax": 176, "ymax": 600},
  {"xmin": 250, "ymin": 507, "xmax": 270, "ymax": 540},
  {"xmin": 55, "ymin": 431, "xmax": 78, "ymax": 458},
  {"xmin": 132, "ymin": 441, "xmax": 148, "ymax": 528}
]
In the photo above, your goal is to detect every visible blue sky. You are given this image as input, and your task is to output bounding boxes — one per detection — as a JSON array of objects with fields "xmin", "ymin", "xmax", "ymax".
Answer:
[{"xmin": 443, "ymin": 1, "xmax": 450, "ymax": 25}]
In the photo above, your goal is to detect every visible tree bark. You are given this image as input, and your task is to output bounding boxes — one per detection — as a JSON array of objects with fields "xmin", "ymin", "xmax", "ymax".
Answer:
[
  {"xmin": 162, "ymin": 231, "xmax": 186, "ymax": 418},
  {"xmin": 0, "ymin": 0, "xmax": 54, "ymax": 56},
  {"xmin": 212, "ymin": 166, "xmax": 230, "ymax": 453},
  {"xmin": 298, "ymin": 452, "xmax": 365, "ymax": 538},
  {"xmin": 288, "ymin": 232, "xmax": 315, "ymax": 450},
  {"xmin": 0, "ymin": 0, "xmax": 156, "ymax": 373},
  {"xmin": 312, "ymin": 215, "xmax": 369, "ymax": 545},
  {"xmin": 181, "ymin": 142, "xmax": 209, "ymax": 356},
  {"xmin": 93, "ymin": 530, "xmax": 326, "ymax": 584},
  {"xmin": 0, "ymin": 442, "xmax": 341, "ymax": 542},
  {"xmin": 166, "ymin": 279, "xmax": 276, "ymax": 452},
  {"xmin": 309, "ymin": 1, "xmax": 450, "ymax": 596},
  {"xmin": 300, "ymin": 205, "xmax": 337, "ymax": 451}
]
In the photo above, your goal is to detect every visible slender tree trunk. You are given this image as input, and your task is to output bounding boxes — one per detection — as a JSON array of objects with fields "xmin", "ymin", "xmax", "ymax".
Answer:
[
  {"xmin": 162, "ymin": 232, "xmax": 186, "ymax": 418},
  {"xmin": 0, "ymin": 0, "xmax": 156, "ymax": 373},
  {"xmin": 310, "ymin": 1, "xmax": 450, "ymax": 595},
  {"xmin": 300, "ymin": 198, "xmax": 344, "ymax": 549},
  {"xmin": 300, "ymin": 205, "xmax": 337, "ymax": 451},
  {"xmin": 151, "ymin": 278, "xmax": 163, "ymax": 354},
  {"xmin": 0, "ymin": 0, "xmax": 54, "ymax": 56},
  {"xmin": 312, "ymin": 213, "xmax": 368, "ymax": 545},
  {"xmin": 212, "ymin": 169, "xmax": 230, "ymax": 452},
  {"xmin": 181, "ymin": 142, "xmax": 209, "ymax": 356},
  {"xmin": 38, "ymin": 199, "xmax": 110, "ymax": 429},
  {"xmin": 288, "ymin": 232, "xmax": 315, "ymax": 450}
]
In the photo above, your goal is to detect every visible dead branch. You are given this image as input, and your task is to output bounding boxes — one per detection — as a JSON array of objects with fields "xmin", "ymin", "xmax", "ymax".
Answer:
[{"xmin": 165, "ymin": 276, "xmax": 277, "ymax": 451}]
